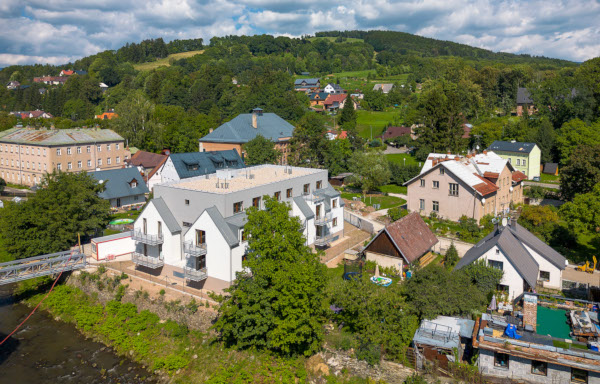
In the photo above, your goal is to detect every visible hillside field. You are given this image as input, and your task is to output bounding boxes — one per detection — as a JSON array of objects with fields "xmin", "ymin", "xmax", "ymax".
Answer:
[{"xmin": 134, "ymin": 50, "xmax": 205, "ymax": 71}]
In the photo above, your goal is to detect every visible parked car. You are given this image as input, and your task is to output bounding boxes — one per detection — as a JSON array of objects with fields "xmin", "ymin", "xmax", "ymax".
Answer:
[{"xmin": 533, "ymin": 176, "xmax": 540, "ymax": 182}]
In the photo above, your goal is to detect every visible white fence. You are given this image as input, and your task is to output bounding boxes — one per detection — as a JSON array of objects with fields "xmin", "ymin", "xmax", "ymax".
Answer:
[{"xmin": 344, "ymin": 210, "xmax": 375, "ymax": 234}]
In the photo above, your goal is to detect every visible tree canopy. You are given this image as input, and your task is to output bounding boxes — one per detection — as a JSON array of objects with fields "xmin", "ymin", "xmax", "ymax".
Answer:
[{"xmin": 243, "ymin": 135, "xmax": 280, "ymax": 166}]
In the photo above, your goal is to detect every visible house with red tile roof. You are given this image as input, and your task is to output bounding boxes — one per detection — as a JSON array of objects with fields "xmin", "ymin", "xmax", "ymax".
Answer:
[
  {"xmin": 9, "ymin": 110, "xmax": 53, "ymax": 119},
  {"xmin": 363, "ymin": 212, "xmax": 438, "ymax": 271},
  {"xmin": 405, "ymin": 151, "xmax": 525, "ymax": 222},
  {"xmin": 323, "ymin": 94, "xmax": 357, "ymax": 111},
  {"xmin": 126, "ymin": 150, "xmax": 168, "ymax": 191}
]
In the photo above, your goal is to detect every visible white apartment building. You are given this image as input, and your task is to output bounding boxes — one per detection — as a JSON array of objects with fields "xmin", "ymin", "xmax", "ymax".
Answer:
[{"xmin": 132, "ymin": 165, "xmax": 344, "ymax": 291}]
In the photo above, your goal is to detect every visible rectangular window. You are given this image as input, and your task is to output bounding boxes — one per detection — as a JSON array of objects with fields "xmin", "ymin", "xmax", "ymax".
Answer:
[
  {"xmin": 432, "ymin": 201, "xmax": 439, "ymax": 212},
  {"xmin": 316, "ymin": 180, "xmax": 322, "ymax": 189},
  {"xmin": 116, "ymin": 156, "xmax": 120, "ymax": 164},
  {"xmin": 540, "ymin": 271, "xmax": 550, "ymax": 282},
  {"xmin": 531, "ymin": 360, "xmax": 547, "ymax": 376},
  {"xmin": 67, "ymin": 162, "xmax": 72, "ymax": 170},
  {"xmin": 87, "ymin": 160, "xmax": 91, "ymax": 167},
  {"xmin": 440, "ymin": 168, "xmax": 445, "ymax": 175},
  {"xmin": 97, "ymin": 145, "xmax": 101, "ymax": 152},
  {"xmin": 57, "ymin": 163, "xmax": 62, "ymax": 170},
  {"xmin": 196, "ymin": 229, "xmax": 205, "ymax": 245},
  {"xmin": 252, "ymin": 197, "xmax": 261, "ymax": 208},
  {"xmin": 494, "ymin": 352, "xmax": 509, "ymax": 369},
  {"xmin": 449, "ymin": 183, "xmax": 459, "ymax": 197},
  {"xmin": 432, "ymin": 180, "xmax": 439, "ymax": 189},
  {"xmin": 107, "ymin": 144, "xmax": 111, "ymax": 151},
  {"xmin": 286, "ymin": 188, "xmax": 293, "ymax": 198},
  {"xmin": 77, "ymin": 147, "xmax": 81, "ymax": 154},
  {"xmin": 332, "ymin": 199, "xmax": 337, "ymax": 208},
  {"xmin": 303, "ymin": 183, "xmax": 310, "ymax": 195},
  {"xmin": 143, "ymin": 218, "xmax": 147, "ymax": 234},
  {"xmin": 571, "ymin": 368, "xmax": 588, "ymax": 384},
  {"xmin": 489, "ymin": 260, "xmax": 504, "ymax": 271},
  {"xmin": 419, "ymin": 199, "xmax": 425, "ymax": 210},
  {"xmin": 67, "ymin": 147, "xmax": 71, "ymax": 155},
  {"xmin": 97, "ymin": 159, "xmax": 102, "ymax": 166},
  {"xmin": 78, "ymin": 161, "xmax": 82, "ymax": 168},
  {"xmin": 516, "ymin": 159, "xmax": 520, "ymax": 166},
  {"xmin": 87, "ymin": 146, "xmax": 91, "ymax": 153},
  {"xmin": 107, "ymin": 157, "xmax": 111, "ymax": 165},
  {"xmin": 56, "ymin": 148, "xmax": 61, "ymax": 156},
  {"xmin": 420, "ymin": 179, "xmax": 425, "ymax": 187},
  {"xmin": 185, "ymin": 199, "xmax": 190, "ymax": 206},
  {"xmin": 157, "ymin": 221, "xmax": 162, "ymax": 236},
  {"xmin": 523, "ymin": 159, "xmax": 527, "ymax": 166},
  {"xmin": 333, "ymin": 218, "xmax": 338, "ymax": 227},
  {"xmin": 116, "ymin": 143, "xmax": 120, "ymax": 150},
  {"xmin": 131, "ymin": 180, "xmax": 137, "ymax": 188},
  {"xmin": 241, "ymin": 230, "xmax": 248, "ymax": 242},
  {"xmin": 274, "ymin": 191, "xmax": 281, "ymax": 201},
  {"xmin": 182, "ymin": 222, "xmax": 192, "ymax": 228},
  {"xmin": 233, "ymin": 201, "xmax": 243, "ymax": 213}
]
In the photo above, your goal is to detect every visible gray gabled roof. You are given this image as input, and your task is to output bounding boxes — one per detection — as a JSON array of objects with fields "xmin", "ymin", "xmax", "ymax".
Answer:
[
  {"xmin": 293, "ymin": 196, "xmax": 315, "ymax": 219},
  {"xmin": 168, "ymin": 150, "xmax": 244, "ymax": 179},
  {"xmin": 454, "ymin": 223, "xmax": 559, "ymax": 289},
  {"xmin": 199, "ymin": 113, "xmax": 294, "ymax": 144},
  {"xmin": 150, "ymin": 197, "xmax": 181, "ymax": 233},
  {"xmin": 517, "ymin": 87, "xmax": 533, "ymax": 104},
  {"xmin": 89, "ymin": 168, "xmax": 149, "ymax": 200},
  {"xmin": 488, "ymin": 141, "xmax": 538, "ymax": 154},
  {"xmin": 294, "ymin": 78, "xmax": 320, "ymax": 86},
  {"xmin": 205, "ymin": 206, "xmax": 239, "ymax": 247},
  {"xmin": 225, "ymin": 212, "xmax": 248, "ymax": 235}
]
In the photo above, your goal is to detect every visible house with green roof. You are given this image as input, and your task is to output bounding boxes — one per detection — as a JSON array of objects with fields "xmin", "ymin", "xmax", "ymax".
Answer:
[
  {"xmin": 198, "ymin": 108, "xmax": 294, "ymax": 164},
  {"xmin": 487, "ymin": 141, "xmax": 541, "ymax": 180}
]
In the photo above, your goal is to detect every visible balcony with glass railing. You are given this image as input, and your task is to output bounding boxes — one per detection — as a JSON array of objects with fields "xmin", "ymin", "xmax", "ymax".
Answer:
[
  {"xmin": 132, "ymin": 230, "xmax": 163, "ymax": 245},
  {"xmin": 184, "ymin": 266, "xmax": 208, "ymax": 282},
  {"xmin": 314, "ymin": 213, "xmax": 333, "ymax": 226},
  {"xmin": 183, "ymin": 241, "xmax": 207, "ymax": 257},
  {"xmin": 302, "ymin": 192, "xmax": 324, "ymax": 204},
  {"xmin": 314, "ymin": 233, "xmax": 334, "ymax": 246},
  {"xmin": 132, "ymin": 252, "xmax": 164, "ymax": 268}
]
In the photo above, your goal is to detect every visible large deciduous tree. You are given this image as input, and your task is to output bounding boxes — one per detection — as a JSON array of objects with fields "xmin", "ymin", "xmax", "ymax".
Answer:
[
  {"xmin": 349, "ymin": 151, "xmax": 391, "ymax": 196},
  {"xmin": 0, "ymin": 171, "xmax": 111, "ymax": 259},
  {"xmin": 289, "ymin": 113, "xmax": 328, "ymax": 167},
  {"xmin": 560, "ymin": 144, "xmax": 600, "ymax": 201},
  {"xmin": 243, "ymin": 135, "xmax": 280, "ymax": 166},
  {"xmin": 560, "ymin": 184, "xmax": 600, "ymax": 236},
  {"xmin": 214, "ymin": 197, "xmax": 326, "ymax": 356}
]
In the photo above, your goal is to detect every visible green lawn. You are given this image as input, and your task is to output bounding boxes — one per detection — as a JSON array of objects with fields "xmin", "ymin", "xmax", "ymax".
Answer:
[
  {"xmin": 322, "ymin": 71, "xmax": 409, "ymax": 93},
  {"xmin": 134, "ymin": 50, "xmax": 205, "ymax": 71},
  {"xmin": 341, "ymin": 192, "xmax": 406, "ymax": 210},
  {"xmin": 109, "ymin": 210, "xmax": 141, "ymax": 221},
  {"xmin": 356, "ymin": 109, "xmax": 401, "ymax": 138},
  {"xmin": 540, "ymin": 173, "xmax": 560, "ymax": 183},
  {"xmin": 378, "ymin": 184, "xmax": 407, "ymax": 195},
  {"xmin": 385, "ymin": 153, "xmax": 419, "ymax": 166}
]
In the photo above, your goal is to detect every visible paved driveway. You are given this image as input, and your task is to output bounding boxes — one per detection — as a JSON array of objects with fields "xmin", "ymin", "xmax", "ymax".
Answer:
[{"xmin": 563, "ymin": 265, "xmax": 600, "ymax": 286}]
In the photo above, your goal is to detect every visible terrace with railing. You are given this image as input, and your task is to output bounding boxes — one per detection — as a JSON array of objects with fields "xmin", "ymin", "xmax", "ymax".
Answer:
[
  {"xmin": 183, "ymin": 241, "xmax": 207, "ymax": 257},
  {"xmin": 314, "ymin": 233, "xmax": 334, "ymax": 246},
  {"xmin": 132, "ymin": 252, "xmax": 164, "ymax": 268},
  {"xmin": 184, "ymin": 266, "xmax": 208, "ymax": 282},
  {"xmin": 132, "ymin": 230, "xmax": 163, "ymax": 245}
]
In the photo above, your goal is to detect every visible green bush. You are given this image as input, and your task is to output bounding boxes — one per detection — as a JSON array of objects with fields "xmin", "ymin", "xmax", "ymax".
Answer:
[{"xmin": 152, "ymin": 354, "xmax": 189, "ymax": 373}]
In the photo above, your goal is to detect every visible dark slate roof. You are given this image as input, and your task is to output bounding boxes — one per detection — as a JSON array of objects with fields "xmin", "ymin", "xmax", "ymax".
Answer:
[
  {"xmin": 488, "ymin": 141, "xmax": 538, "ymax": 154},
  {"xmin": 199, "ymin": 113, "xmax": 294, "ymax": 144},
  {"xmin": 455, "ymin": 222, "xmax": 566, "ymax": 287},
  {"xmin": 205, "ymin": 206, "xmax": 239, "ymax": 247},
  {"xmin": 517, "ymin": 87, "xmax": 533, "ymax": 104},
  {"xmin": 543, "ymin": 163, "xmax": 559, "ymax": 174},
  {"xmin": 89, "ymin": 168, "xmax": 149, "ymax": 200},
  {"xmin": 293, "ymin": 196, "xmax": 315, "ymax": 219},
  {"xmin": 151, "ymin": 197, "xmax": 181, "ymax": 233},
  {"xmin": 294, "ymin": 78, "xmax": 320, "ymax": 86},
  {"xmin": 169, "ymin": 150, "xmax": 244, "ymax": 179},
  {"xmin": 309, "ymin": 92, "xmax": 328, "ymax": 101},
  {"xmin": 506, "ymin": 222, "xmax": 566, "ymax": 270}
]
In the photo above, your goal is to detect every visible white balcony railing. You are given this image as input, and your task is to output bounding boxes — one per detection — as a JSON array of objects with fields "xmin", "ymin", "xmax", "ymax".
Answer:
[
  {"xmin": 183, "ymin": 241, "xmax": 207, "ymax": 257},
  {"xmin": 132, "ymin": 230, "xmax": 163, "ymax": 245},
  {"xmin": 184, "ymin": 266, "xmax": 208, "ymax": 282},
  {"xmin": 303, "ymin": 192, "xmax": 324, "ymax": 203},
  {"xmin": 132, "ymin": 252, "xmax": 164, "ymax": 268},
  {"xmin": 314, "ymin": 213, "xmax": 333, "ymax": 226}
]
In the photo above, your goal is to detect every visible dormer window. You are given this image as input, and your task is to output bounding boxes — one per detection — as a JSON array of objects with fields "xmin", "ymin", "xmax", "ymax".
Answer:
[
  {"xmin": 187, "ymin": 164, "xmax": 199, "ymax": 171},
  {"xmin": 440, "ymin": 168, "xmax": 445, "ymax": 175},
  {"xmin": 130, "ymin": 180, "xmax": 137, "ymax": 188}
]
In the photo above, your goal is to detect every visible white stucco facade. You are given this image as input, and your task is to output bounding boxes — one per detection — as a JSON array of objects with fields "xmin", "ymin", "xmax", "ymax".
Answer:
[
  {"xmin": 133, "ymin": 201, "xmax": 182, "ymax": 268},
  {"xmin": 478, "ymin": 246, "xmax": 525, "ymax": 301}
]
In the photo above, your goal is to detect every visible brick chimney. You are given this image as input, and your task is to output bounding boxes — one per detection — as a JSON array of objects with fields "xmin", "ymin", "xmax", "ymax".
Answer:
[
  {"xmin": 523, "ymin": 293, "xmax": 538, "ymax": 332},
  {"xmin": 251, "ymin": 108, "xmax": 263, "ymax": 129}
]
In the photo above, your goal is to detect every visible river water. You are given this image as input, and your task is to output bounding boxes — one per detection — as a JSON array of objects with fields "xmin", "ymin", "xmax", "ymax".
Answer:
[{"xmin": 0, "ymin": 284, "xmax": 156, "ymax": 384}]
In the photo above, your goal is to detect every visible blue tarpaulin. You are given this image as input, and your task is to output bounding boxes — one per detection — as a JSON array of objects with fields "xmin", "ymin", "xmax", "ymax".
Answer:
[{"xmin": 504, "ymin": 324, "xmax": 522, "ymax": 339}]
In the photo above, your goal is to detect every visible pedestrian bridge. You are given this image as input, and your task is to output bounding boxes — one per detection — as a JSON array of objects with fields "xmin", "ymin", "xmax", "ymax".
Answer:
[{"xmin": 0, "ymin": 250, "xmax": 86, "ymax": 285}]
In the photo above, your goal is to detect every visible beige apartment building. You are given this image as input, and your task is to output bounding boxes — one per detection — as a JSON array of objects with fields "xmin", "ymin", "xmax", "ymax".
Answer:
[
  {"xmin": 0, "ymin": 127, "xmax": 130, "ymax": 186},
  {"xmin": 405, "ymin": 151, "xmax": 526, "ymax": 222}
]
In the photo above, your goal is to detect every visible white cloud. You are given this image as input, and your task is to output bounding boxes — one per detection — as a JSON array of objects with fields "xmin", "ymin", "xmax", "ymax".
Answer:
[{"xmin": 1, "ymin": 0, "xmax": 599, "ymax": 67}]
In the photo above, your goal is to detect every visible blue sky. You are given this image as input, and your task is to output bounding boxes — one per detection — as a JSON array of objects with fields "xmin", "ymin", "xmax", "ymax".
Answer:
[{"xmin": 1, "ymin": 0, "xmax": 599, "ymax": 67}]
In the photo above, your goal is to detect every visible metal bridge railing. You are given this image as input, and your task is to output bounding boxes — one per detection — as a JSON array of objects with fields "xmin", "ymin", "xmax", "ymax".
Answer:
[{"xmin": 0, "ymin": 251, "xmax": 86, "ymax": 285}]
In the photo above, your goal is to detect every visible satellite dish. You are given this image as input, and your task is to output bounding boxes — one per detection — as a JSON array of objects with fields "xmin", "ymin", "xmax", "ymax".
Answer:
[
  {"xmin": 501, "ymin": 218, "xmax": 508, "ymax": 227},
  {"xmin": 492, "ymin": 217, "xmax": 498, "ymax": 224}
]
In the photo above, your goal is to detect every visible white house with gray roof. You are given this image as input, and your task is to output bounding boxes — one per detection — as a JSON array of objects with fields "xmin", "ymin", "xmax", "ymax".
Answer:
[
  {"xmin": 454, "ymin": 217, "xmax": 566, "ymax": 301},
  {"xmin": 132, "ymin": 164, "xmax": 344, "ymax": 291}
]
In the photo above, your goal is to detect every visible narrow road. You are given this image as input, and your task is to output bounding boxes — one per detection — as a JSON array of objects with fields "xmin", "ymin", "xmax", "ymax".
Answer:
[{"xmin": 523, "ymin": 181, "xmax": 560, "ymax": 189}]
